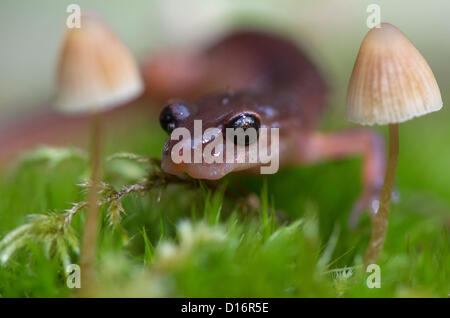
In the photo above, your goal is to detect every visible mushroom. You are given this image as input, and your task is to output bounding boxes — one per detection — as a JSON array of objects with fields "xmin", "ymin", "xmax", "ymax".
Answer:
[
  {"xmin": 346, "ymin": 23, "xmax": 442, "ymax": 265},
  {"xmin": 55, "ymin": 13, "xmax": 143, "ymax": 290}
]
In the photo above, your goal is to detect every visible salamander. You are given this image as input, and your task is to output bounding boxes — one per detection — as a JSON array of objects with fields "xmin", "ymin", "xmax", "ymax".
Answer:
[{"xmin": 143, "ymin": 31, "xmax": 386, "ymax": 224}]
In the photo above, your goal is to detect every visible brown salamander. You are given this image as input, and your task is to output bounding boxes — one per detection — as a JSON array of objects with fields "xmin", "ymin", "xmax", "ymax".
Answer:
[{"xmin": 143, "ymin": 31, "xmax": 386, "ymax": 223}]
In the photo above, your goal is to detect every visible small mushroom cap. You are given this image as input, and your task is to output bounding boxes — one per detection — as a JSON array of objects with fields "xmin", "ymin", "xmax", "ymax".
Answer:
[
  {"xmin": 347, "ymin": 23, "xmax": 442, "ymax": 125},
  {"xmin": 55, "ymin": 14, "xmax": 143, "ymax": 114}
]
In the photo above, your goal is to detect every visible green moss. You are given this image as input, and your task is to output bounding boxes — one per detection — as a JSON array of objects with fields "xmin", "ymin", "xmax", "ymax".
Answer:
[{"xmin": 0, "ymin": 114, "xmax": 448, "ymax": 297}]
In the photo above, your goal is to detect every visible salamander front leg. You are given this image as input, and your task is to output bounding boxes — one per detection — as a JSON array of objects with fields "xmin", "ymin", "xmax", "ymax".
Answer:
[{"xmin": 302, "ymin": 129, "xmax": 386, "ymax": 227}]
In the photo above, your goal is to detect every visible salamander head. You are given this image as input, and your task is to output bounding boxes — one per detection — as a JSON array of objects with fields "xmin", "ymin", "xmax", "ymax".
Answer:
[{"xmin": 159, "ymin": 92, "xmax": 281, "ymax": 179}]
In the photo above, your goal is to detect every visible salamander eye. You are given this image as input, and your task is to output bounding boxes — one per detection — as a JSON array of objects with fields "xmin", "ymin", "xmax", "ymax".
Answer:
[
  {"xmin": 225, "ymin": 113, "xmax": 261, "ymax": 146},
  {"xmin": 159, "ymin": 102, "xmax": 191, "ymax": 134}
]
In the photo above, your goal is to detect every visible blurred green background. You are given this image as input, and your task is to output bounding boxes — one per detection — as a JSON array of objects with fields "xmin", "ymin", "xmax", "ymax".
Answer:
[
  {"xmin": 1, "ymin": 0, "xmax": 450, "ymax": 200},
  {"xmin": 0, "ymin": 0, "xmax": 448, "ymax": 297},
  {"xmin": 1, "ymin": 0, "xmax": 449, "ymax": 116}
]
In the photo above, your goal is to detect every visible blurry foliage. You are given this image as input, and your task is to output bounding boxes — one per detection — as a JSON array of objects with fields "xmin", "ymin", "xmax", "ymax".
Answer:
[
  {"xmin": 0, "ymin": 213, "xmax": 78, "ymax": 270},
  {"xmin": 0, "ymin": 118, "xmax": 448, "ymax": 297}
]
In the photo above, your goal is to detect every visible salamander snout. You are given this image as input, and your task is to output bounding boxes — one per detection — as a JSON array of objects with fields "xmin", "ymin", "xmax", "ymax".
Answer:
[{"xmin": 158, "ymin": 97, "xmax": 278, "ymax": 180}]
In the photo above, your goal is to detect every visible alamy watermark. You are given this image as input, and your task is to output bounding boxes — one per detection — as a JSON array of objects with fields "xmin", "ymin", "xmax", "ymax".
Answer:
[
  {"xmin": 366, "ymin": 4, "xmax": 381, "ymax": 29},
  {"xmin": 66, "ymin": 264, "xmax": 81, "ymax": 288},
  {"xmin": 169, "ymin": 121, "xmax": 279, "ymax": 174},
  {"xmin": 66, "ymin": 4, "xmax": 81, "ymax": 29},
  {"xmin": 366, "ymin": 264, "xmax": 381, "ymax": 288}
]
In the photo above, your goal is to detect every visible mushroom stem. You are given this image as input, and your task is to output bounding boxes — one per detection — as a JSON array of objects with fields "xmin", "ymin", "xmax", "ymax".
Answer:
[
  {"xmin": 80, "ymin": 112, "xmax": 103, "ymax": 294},
  {"xmin": 364, "ymin": 123, "xmax": 399, "ymax": 266}
]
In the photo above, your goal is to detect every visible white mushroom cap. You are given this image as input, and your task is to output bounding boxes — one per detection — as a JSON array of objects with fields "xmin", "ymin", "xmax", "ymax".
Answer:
[
  {"xmin": 347, "ymin": 23, "xmax": 442, "ymax": 126},
  {"xmin": 55, "ymin": 14, "xmax": 143, "ymax": 114}
]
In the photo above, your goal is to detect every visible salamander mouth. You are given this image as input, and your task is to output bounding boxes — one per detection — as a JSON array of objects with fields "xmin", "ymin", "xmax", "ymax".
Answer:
[
  {"xmin": 160, "ymin": 140, "xmax": 261, "ymax": 180},
  {"xmin": 161, "ymin": 151, "xmax": 259, "ymax": 180},
  {"xmin": 162, "ymin": 156, "xmax": 230, "ymax": 179}
]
